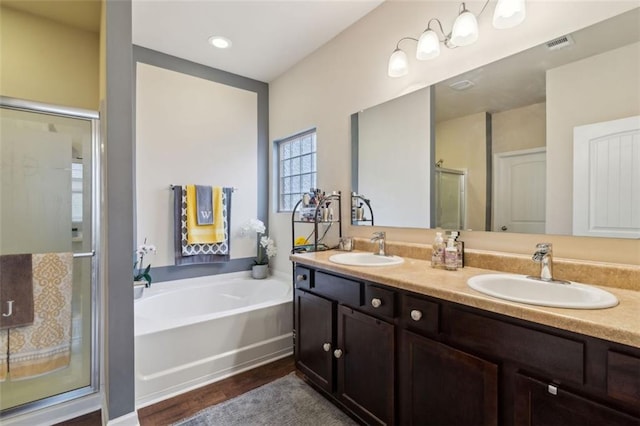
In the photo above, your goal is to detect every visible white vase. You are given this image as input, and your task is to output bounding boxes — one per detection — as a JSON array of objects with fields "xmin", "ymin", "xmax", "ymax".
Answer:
[
  {"xmin": 251, "ymin": 264, "xmax": 269, "ymax": 279},
  {"xmin": 134, "ymin": 280, "xmax": 147, "ymax": 299}
]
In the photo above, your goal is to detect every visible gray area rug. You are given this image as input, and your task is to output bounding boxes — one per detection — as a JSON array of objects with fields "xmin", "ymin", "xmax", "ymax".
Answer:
[{"xmin": 174, "ymin": 373, "xmax": 359, "ymax": 426}]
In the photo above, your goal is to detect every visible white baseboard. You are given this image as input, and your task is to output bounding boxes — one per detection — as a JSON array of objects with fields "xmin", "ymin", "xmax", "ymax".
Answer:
[{"xmin": 106, "ymin": 410, "xmax": 140, "ymax": 426}]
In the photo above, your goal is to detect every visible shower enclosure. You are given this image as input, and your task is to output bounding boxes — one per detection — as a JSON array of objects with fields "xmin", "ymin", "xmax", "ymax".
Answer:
[
  {"xmin": 0, "ymin": 97, "xmax": 100, "ymax": 417},
  {"xmin": 435, "ymin": 167, "xmax": 466, "ymax": 230}
]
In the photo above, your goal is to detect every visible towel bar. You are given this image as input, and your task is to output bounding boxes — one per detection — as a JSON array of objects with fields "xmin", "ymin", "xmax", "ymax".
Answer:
[{"xmin": 169, "ymin": 185, "xmax": 237, "ymax": 192}]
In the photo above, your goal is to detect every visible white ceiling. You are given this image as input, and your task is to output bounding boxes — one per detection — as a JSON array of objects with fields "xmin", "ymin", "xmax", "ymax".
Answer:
[{"xmin": 132, "ymin": 0, "xmax": 384, "ymax": 83}]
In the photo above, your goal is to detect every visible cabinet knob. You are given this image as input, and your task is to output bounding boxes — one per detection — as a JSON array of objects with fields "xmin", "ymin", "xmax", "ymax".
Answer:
[
  {"xmin": 410, "ymin": 310, "xmax": 423, "ymax": 321},
  {"xmin": 371, "ymin": 298, "xmax": 382, "ymax": 308},
  {"xmin": 296, "ymin": 274, "xmax": 307, "ymax": 282},
  {"xmin": 333, "ymin": 349, "xmax": 343, "ymax": 359},
  {"xmin": 322, "ymin": 343, "xmax": 331, "ymax": 352}
]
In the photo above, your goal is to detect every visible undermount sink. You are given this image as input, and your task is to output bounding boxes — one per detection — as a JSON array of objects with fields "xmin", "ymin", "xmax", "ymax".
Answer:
[
  {"xmin": 467, "ymin": 274, "xmax": 619, "ymax": 309},
  {"xmin": 329, "ymin": 252, "xmax": 404, "ymax": 267}
]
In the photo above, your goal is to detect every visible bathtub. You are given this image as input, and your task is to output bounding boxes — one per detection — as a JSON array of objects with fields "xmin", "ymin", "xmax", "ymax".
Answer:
[{"xmin": 134, "ymin": 272, "xmax": 293, "ymax": 407}]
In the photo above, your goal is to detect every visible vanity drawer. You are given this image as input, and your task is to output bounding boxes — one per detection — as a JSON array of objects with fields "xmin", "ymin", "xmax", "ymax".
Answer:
[
  {"xmin": 294, "ymin": 266, "xmax": 312, "ymax": 291},
  {"xmin": 314, "ymin": 271, "xmax": 362, "ymax": 306},
  {"xmin": 607, "ymin": 350, "xmax": 640, "ymax": 406},
  {"xmin": 402, "ymin": 294, "xmax": 440, "ymax": 337},
  {"xmin": 361, "ymin": 284, "xmax": 396, "ymax": 319},
  {"xmin": 444, "ymin": 308, "xmax": 585, "ymax": 384}
]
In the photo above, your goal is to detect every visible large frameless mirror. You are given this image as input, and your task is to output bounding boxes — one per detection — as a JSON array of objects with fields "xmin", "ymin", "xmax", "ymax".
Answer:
[{"xmin": 352, "ymin": 8, "xmax": 640, "ymax": 238}]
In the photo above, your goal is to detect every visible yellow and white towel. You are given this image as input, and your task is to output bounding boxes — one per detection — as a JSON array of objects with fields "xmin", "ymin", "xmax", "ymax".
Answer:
[
  {"xmin": 186, "ymin": 185, "xmax": 224, "ymax": 244},
  {"xmin": 7, "ymin": 252, "xmax": 73, "ymax": 380}
]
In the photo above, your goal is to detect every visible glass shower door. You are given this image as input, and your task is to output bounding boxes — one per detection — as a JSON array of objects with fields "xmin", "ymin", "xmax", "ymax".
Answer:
[
  {"xmin": 0, "ymin": 99, "xmax": 99, "ymax": 414},
  {"xmin": 435, "ymin": 167, "xmax": 466, "ymax": 230}
]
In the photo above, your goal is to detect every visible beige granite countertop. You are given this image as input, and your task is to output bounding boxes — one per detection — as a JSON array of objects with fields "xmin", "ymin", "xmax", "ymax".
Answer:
[{"xmin": 290, "ymin": 250, "xmax": 640, "ymax": 349}]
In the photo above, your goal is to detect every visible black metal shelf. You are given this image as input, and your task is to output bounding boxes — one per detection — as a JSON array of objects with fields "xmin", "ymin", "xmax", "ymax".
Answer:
[{"xmin": 291, "ymin": 191, "xmax": 342, "ymax": 253}]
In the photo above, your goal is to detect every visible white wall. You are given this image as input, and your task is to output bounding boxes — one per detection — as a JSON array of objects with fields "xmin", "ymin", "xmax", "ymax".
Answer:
[
  {"xmin": 270, "ymin": 1, "xmax": 640, "ymax": 271},
  {"xmin": 136, "ymin": 63, "xmax": 258, "ymax": 267}
]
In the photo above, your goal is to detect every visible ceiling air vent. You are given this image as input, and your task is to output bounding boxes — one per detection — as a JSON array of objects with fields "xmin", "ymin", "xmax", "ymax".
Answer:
[
  {"xmin": 449, "ymin": 79, "xmax": 475, "ymax": 91},
  {"xmin": 546, "ymin": 34, "xmax": 575, "ymax": 51}
]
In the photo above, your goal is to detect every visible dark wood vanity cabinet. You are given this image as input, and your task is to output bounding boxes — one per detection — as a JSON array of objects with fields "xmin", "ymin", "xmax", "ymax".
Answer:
[
  {"xmin": 399, "ymin": 329, "xmax": 498, "ymax": 425},
  {"xmin": 514, "ymin": 373, "xmax": 640, "ymax": 426},
  {"xmin": 295, "ymin": 289, "xmax": 334, "ymax": 393},
  {"xmin": 292, "ymin": 264, "xmax": 640, "ymax": 426},
  {"xmin": 337, "ymin": 305, "xmax": 395, "ymax": 426},
  {"xmin": 293, "ymin": 267, "xmax": 395, "ymax": 425}
]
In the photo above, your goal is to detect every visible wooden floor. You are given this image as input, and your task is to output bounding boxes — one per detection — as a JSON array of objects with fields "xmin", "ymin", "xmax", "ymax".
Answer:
[{"xmin": 57, "ymin": 355, "xmax": 295, "ymax": 426}]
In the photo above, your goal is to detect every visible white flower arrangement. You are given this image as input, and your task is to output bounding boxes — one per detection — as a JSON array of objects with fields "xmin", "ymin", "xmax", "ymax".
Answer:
[
  {"xmin": 134, "ymin": 239, "xmax": 157, "ymax": 286},
  {"xmin": 241, "ymin": 219, "xmax": 277, "ymax": 265}
]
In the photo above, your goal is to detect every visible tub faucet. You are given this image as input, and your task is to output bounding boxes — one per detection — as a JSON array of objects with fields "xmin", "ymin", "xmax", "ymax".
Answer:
[
  {"xmin": 370, "ymin": 232, "xmax": 386, "ymax": 256},
  {"xmin": 529, "ymin": 243, "xmax": 570, "ymax": 284}
]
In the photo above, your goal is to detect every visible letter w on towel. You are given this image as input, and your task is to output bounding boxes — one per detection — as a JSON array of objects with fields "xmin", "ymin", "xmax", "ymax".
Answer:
[{"xmin": 196, "ymin": 185, "xmax": 214, "ymax": 225}]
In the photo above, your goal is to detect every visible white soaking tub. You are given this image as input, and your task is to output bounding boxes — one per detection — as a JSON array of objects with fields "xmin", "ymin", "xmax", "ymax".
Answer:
[{"xmin": 134, "ymin": 272, "xmax": 293, "ymax": 407}]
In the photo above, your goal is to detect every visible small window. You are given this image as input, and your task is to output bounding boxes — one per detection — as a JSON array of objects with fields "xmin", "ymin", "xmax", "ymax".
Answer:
[{"xmin": 276, "ymin": 129, "xmax": 317, "ymax": 212}]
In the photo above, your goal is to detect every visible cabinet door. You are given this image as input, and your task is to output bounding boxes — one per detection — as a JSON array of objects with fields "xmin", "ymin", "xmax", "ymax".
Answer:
[
  {"xmin": 400, "ymin": 330, "xmax": 498, "ymax": 426},
  {"xmin": 515, "ymin": 373, "xmax": 640, "ymax": 426},
  {"xmin": 336, "ymin": 305, "xmax": 395, "ymax": 426},
  {"xmin": 295, "ymin": 289, "xmax": 334, "ymax": 393}
]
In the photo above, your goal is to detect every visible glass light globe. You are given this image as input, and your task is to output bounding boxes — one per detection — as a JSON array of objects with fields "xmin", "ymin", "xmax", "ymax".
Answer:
[
  {"xmin": 388, "ymin": 48, "xmax": 409, "ymax": 77},
  {"xmin": 450, "ymin": 10, "xmax": 478, "ymax": 46},
  {"xmin": 493, "ymin": 0, "xmax": 526, "ymax": 29},
  {"xmin": 416, "ymin": 29, "xmax": 441, "ymax": 60}
]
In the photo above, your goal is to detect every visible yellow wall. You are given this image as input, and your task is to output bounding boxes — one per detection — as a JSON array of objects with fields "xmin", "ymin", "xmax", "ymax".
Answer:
[
  {"xmin": 270, "ymin": 2, "xmax": 640, "ymax": 270},
  {"xmin": 435, "ymin": 112, "xmax": 487, "ymax": 232},
  {"xmin": 0, "ymin": 6, "xmax": 99, "ymax": 110},
  {"xmin": 493, "ymin": 102, "xmax": 546, "ymax": 154}
]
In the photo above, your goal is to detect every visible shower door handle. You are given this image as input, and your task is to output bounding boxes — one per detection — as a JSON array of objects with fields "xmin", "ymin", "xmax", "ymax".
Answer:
[{"xmin": 73, "ymin": 251, "xmax": 95, "ymax": 258}]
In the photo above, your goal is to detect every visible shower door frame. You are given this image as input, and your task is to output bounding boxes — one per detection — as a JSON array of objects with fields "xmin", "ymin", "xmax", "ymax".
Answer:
[{"xmin": 0, "ymin": 96, "xmax": 101, "ymax": 417}]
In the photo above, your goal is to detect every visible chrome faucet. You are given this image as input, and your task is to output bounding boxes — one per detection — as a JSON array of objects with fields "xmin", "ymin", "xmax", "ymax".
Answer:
[
  {"xmin": 370, "ymin": 232, "xmax": 386, "ymax": 256},
  {"xmin": 529, "ymin": 243, "xmax": 569, "ymax": 284}
]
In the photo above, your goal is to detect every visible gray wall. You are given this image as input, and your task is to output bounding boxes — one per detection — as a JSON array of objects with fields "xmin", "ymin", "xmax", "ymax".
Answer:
[
  {"xmin": 105, "ymin": 0, "xmax": 134, "ymax": 420},
  {"xmin": 104, "ymin": 6, "xmax": 270, "ymax": 418}
]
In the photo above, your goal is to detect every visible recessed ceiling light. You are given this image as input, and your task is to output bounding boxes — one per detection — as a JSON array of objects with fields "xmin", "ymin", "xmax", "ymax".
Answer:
[{"xmin": 208, "ymin": 36, "xmax": 232, "ymax": 49}]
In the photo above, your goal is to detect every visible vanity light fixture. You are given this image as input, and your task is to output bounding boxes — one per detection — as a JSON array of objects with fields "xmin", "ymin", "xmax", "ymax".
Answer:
[
  {"xmin": 208, "ymin": 35, "xmax": 232, "ymax": 49},
  {"xmin": 387, "ymin": 0, "xmax": 526, "ymax": 77}
]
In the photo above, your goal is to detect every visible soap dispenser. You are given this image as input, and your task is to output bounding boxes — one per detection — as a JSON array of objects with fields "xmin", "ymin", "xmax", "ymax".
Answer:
[
  {"xmin": 445, "ymin": 238, "xmax": 458, "ymax": 271},
  {"xmin": 431, "ymin": 232, "xmax": 445, "ymax": 268},
  {"xmin": 451, "ymin": 231, "xmax": 464, "ymax": 268}
]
